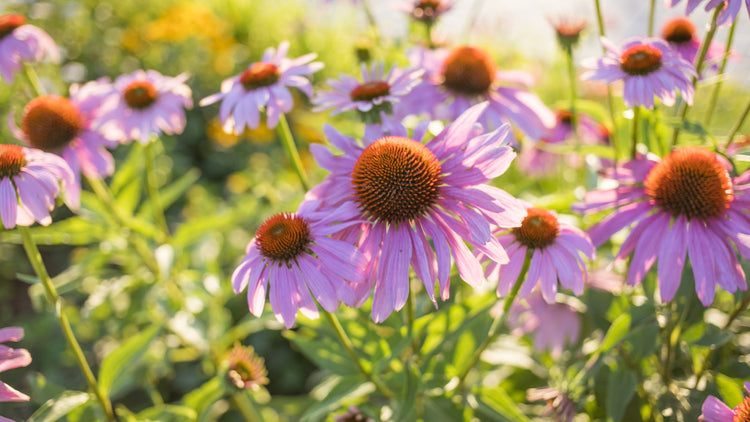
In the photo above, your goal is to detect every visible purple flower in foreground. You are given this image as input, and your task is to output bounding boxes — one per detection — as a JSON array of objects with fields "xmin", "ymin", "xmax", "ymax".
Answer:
[
  {"xmin": 701, "ymin": 381, "xmax": 750, "ymax": 421},
  {"xmin": 0, "ymin": 14, "xmax": 59, "ymax": 83},
  {"xmin": 10, "ymin": 89, "xmax": 116, "ymax": 200},
  {"xmin": 200, "ymin": 41, "xmax": 323, "ymax": 132},
  {"xmin": 667, "ymin": 0, "xmax": 750, "ymax": 27},
  {"xmin": 581, "ymin": 37, "xmax": 696, "ymax": 109},
  {"xmin": 575, "ymin": 146, "xmax": 750, "ymax": 306},
  {"xmin": 660, "ymin": 16, "xmax": 727, "ymax": 74},
  {"xmin": 0, "ymin": 144, "xmax": 76, "ymax": 229},
  {"xmin": 313, "ymin": 62, "xmax": 423, "ymax": 123},
  {"xmin": 398, "ymin": 45, "xmax": 556, "ymax": 139},
  {"xmin": 231, "ymin": 205, "xmax": 366, "ymax": 328},
  {"xmin": 0, "ymin": 327, "xmax": 31, "ymax": 420},
  {"xmin": 95, "ymin": 70, "xmax": 193, "ymax": 144},
  {"xmin": 507, "ymin": 292, "xmax": 580, "ymax": 358},
  {"xmin": 485, "ymin": 206, "xmax": 594, "ymax": 304},
  {"xmin": 305, "ymin": 102, "xmax": 526, "ymax": 322}
]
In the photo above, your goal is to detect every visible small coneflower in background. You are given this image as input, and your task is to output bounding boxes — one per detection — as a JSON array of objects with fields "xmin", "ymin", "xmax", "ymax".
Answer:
[
  {"xmin": 0, "ymin": 327, "xmax": 32, "ymax": 418},
  {"xmin": 484, "ymin": 206, "xmax": 594, "ymax": 304},
  {"xmin": 397, "ymin": 45, "xmax": 556, "ymax": 140},
  {"xmin": 574, "ymin": 146, "xmax": 750, "ymax": 306},
  {"xmin": 225, "ymin": 344, "xmax": 268, "ymax": 391},
  {"xmin": 10, "ymin": 85, "xmax": 117, "ymax": 201},
  {"xmin": 581, "ymin": 37, "xmax": 696, "ymax": 109},
  {"xmin": 94, "ymin": 69, "xmax": 193, "ymax": 144},
  {"xmin": 200, "ymin": 41, "xmax": 323, "ymax": 133},
  {"xmin": 518, "ymin": 109, "xmax": 609, "ymax": 177},
  {"xmin": 701, "ymin": 381, "xmax": 750, "ymax": 421},
  {"xmin": 507, "ymin": 292, "xmax": 580, "ymax": 358},
  {"xmin": 0, "ymin": 144, "xmax": 76, "ymax": 229},
  {"xmin": 548, "ymin": 16, "xmax": 587, "ymax": 54},
  {"xmin": 334, "ymin": 405, "xmax": 374, "ymax": 422},
  {"xmin": 527, "ymin": 387, "xmax": 576, "ymax": 422},
  {"xmin": 0, "ymin": 14, "xmax": 59, "ymax": 83},
  {"xmin": 660, "ymin": 16, "xmax": 726, "ymax": 73},
  {"xmin": 667, "ymin": 0, "xmax": 750, "ymax": 27},
  {"xmin": 305, "ymin": 102, "xmax": 526, "ymax": 322},
  {"xmin": 313, "ymin": 62, "xmax": 423, "ymax": 123},
  {"xmin": 231, "ymin": 204, "xmax": 366, "ymax": 328},
  {"xmin": 394, "ymin": 0, "xmax": 455, "ymax": 25}
]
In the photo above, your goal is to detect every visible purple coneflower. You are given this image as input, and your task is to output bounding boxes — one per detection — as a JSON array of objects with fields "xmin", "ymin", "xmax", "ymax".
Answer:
[
  {"xmin": 393, "ymin": 0, "xmax": 455, "ymax": 24},
  {"xmin": 10, "ymin": 88, "xmax": 116, "ymax": 197},
  {"xmin": 225, "ymin": 344, "xmax": 268, "ymax": 391},
  {"xmin": 667, "ymin": 0, "xmax": 750, "ymax": 27},
  {"xmin": 200, "ymin": 41, "xmax": 323, "ymax": 133},
  {"xmin": 660, "ymin": 16, "xmax": 726, "ymax": 73},
  {"xmin": 0, "ymin": 144, "xmax": 76, "ymax": 229},
  {"xmin": 397, "ymin": 45, "xmax": 556, "ymax": 139},
  {"xmin": 507, "ymin": 292, "xmax": 580, "ymax": 358},
  {"xmin": 485, "ymin": 206, "xmax": 594, "ymax": 304},
  {"xmin": 701, "ymin": 381, "xmax": 750, "ymax": 421},
  {"xmin": 575, "ymin": 146, "xmax": 750, "ymax": 306},
  {"xmin": 231, "ymin": 205, "xmax": 366, "ymax": 329},
  {"xmin": 313, "ymin": 62, "xmax": 423, "ymax": 123},
  {"xmin": 94, "ymin": 70, "xmax": 193, "ymax": 144},
  {"xmin": 518, "ymin": 109, "xmax": 609, "ymax": 177},
  {"xmin": 305, "ymin": 102, "xmax": 526, "ymax": 322},
  {"xmin": 0, "ymin": 14, "xmax": 59, "ymax": 83},
  {"xmin": 581, "ymin": 37, "xmax": 696, "ymax": 109},
  {"xmin": 0, "ymin": 327, "xmax": 31, "ymax": 421}
]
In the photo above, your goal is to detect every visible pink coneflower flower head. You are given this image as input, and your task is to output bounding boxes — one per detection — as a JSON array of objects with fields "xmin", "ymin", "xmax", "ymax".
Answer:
[
  {"xmin": 518, "ymin": 109, "xmax": 609, "ymax": 177},
  {"xmin": 701, "ymin": 382, "xmax": 750, "ymax": 421},
  {"xmin": 225, "ymin": 344, "xmax": 269, "ymax": 391},
  {"xmin": 231, "ymin": 206, "xmax": 366, "ymax": 329},
  {"xmin": 10, "ymin": 90, "xmax": 116, "ymax": 197},
  {"xmin": 668, "ymin": 0, "xmax": 750, "ymax": 27},
  {"xmin": 394, "ymin": 0, "xmax": 455, "ymax": 24},
  {"xmin": 574, "ymin": 146, "xmax": 750, "ymax": 306},
  {"xmin": 397, "ymin": 45, "xmax": 556, "ymax": 139},
  {"xmin": 507, "ymin": 292, "xmax": 580, "ymax": 358},
  {"xmin": 0, "ymin": 144, "xmax": 76, "ymax": 229},
  {"xmin": 0, "ymin": 327, "xmax": 31, "ymax": 412},
  {"xmin": 582, "ymin": 37, "xmax": 696, "ymax": 109},
  {"xmin": 548, "ymin": 16, "xmax": 588, "ymax": 53},
  {"xmin": 0, "ymin": 14, "xmax": 59, "ymax": 83},
  {"xmin": 660, "ymin": 16, "xmax": 726, "ymax": 73},
  {"xmin": 94, "ymin": 70, "xmax": 192, "ymax": 144},
  {"xmin": 306, "ymin": 102, "xmax": 527, "ymax": 322},
  {"xmin": 200, "ymin": 41, "xmax": 323, "ymax": 133},
  {"xmin": 313, "ymin": 62, "xmax": 423, "ymax": 124},
  {"xmin": 487, "ymin": 206, "xmax": 594, "ymax": 304}
]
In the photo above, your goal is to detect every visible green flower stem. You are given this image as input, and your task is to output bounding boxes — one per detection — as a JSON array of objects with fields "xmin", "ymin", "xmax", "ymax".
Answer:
[
  {"xmin": 321, "ymin": 310, "xmax": 394, "ymax": 398},
  {"xmin": 454, "ymin": 254, "xmax": 531, "ymax": 391},
  {"xmin": 565, "ymin": 48, "xmax": 580, "ymax": 149},
  {"xmin": 593, "ymin": 0, "xmax": 619, "ymax": 158},
  {"xmin": 230, "ymin": 391, "xmax": 263, "ymax": 422},
  {"xmin": 276, "ymin": 113, "xmax": 309, "ymax": 191},
  {"xmin": 631, "ymin": 106, "xmax": 641, "ymax": 158},
  {"xmin": 144, "ymin": 140, "xmax": 170, "ymax": 238},
  {"xmin": 22, "ymin": 62, "xmax": 46, "ymax": 96},
  {"xmin": 85, "ymin": 175, "xmax": 164, "ymax": 278},
  {"xmin": 723, "ymin": 97, "xmax": 750, "ymax": 152},
  {"xmin": 648, "ymin": 0, "xmax": 656, "ymax": 37},
  {"xmin": 671, "ymin": 6, "xmax": 723, "ymax": 147},
  {"xmin": 406, "ymin": 290, "xmax": 420, "ymax": 357},
  {"xmin": 18, "ymin": 226, "xmax": 117, "ymax": 422},
  {"xmin": 705, "ymin": 18, "xmax": 738, "ymax": 127}
]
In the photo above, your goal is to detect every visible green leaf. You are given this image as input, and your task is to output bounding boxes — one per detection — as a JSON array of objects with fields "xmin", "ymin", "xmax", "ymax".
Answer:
[
  {"xmin": 138, "ymin": 168, "xmax": 201, "ymax": 217},
  {"xmin": 27, "ymin": 391, "xmax": 92, "ymax": 422},
  {"xmin": 172, "ymin": 209, "xmax": 242, "ymax": 248},
  {"xmin": 716, "ymin": 373, "xmax": 744, "ymax": 408},
  {"xmin": 299, "ymin": 375, "xmax": 375, "ymax": 422},
  {"xmin": 284, "ymin": 326, "xmax": 358, "ymax": 376},
  {"xmin": 605, "ymin": 366, "xmax": 637, "ymax": 422},
  {"xmin": 182, "ymin": 377, "xmax": 226, "ymax": 420},
  {"xmin": 0, "ymin": 216, "xmax": 107, "ymax": 245},
  {"xmin": 693, "ymin": 324, "xmax": 733, "ymax": 348},
  {"xmin": 476, "ymin": 387, "xmax": 531, "ymax": 422},
  {"xmin": 98, "ymin": 324, "xmax": 161, "ymax": 397},
  {"xmin": 136, "ymin": 404, "xmax": 197, "ymax": 422},
  {"xmin": 598, "ymin": 313, "xmax": 632, "ymax": 353}
]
